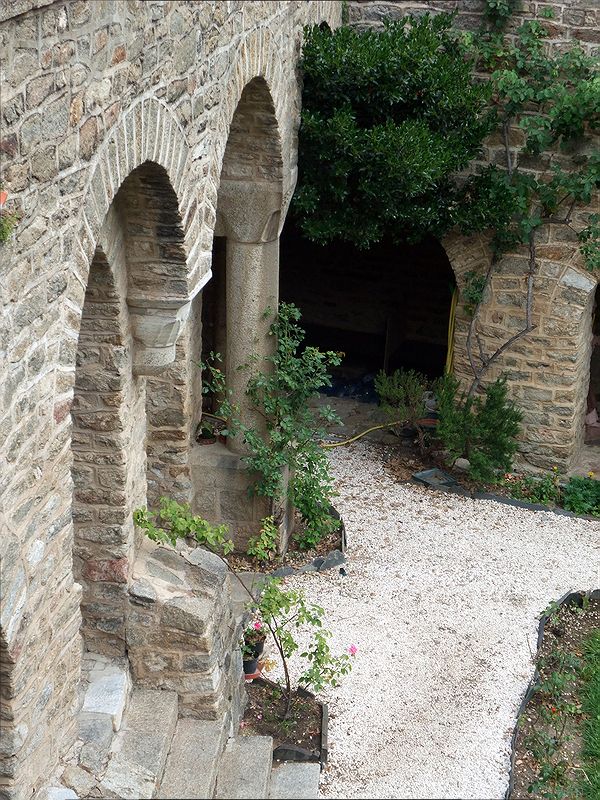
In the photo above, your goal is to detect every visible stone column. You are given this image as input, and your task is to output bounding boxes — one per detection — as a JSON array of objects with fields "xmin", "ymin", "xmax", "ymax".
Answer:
[
  {"xmin": 225, "ymin": 237, "xmax": 279, "ymax": 450},
  {"xmin": 217, "ymin": 181, "xmax": 283, "ymax": 453}
]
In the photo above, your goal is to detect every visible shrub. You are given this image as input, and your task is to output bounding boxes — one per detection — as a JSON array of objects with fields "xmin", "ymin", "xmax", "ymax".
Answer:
[
  {"xmin": 247, "ymin": 516, "xmax": 279, "ymax": 564},
  {"xmin": 374, "ymin": 368, "xmax": 429, "ymax": 452},
  {"xmin": 294, "ymin": 14, "xmax": 493, "ymax": 248},
  {"xmin": 562, "ymin": 476, "xmax": 600, "ymax": 517},
  {"xmin": 502, "ymin": 468, "xmax": 561, "ymax": 506},
  {"xmin": 133, "ymin": 502, "xmax": 353, "ymax": 718},
  {"xmin": 435, "ymin": 374, "xmax": 522, "ymax": 483},
  {"xmin": 203, "ymin": 303, "xmax": 342, "ymax": 550}
]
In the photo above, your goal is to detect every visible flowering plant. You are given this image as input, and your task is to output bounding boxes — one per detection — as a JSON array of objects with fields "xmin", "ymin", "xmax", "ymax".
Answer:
[
  {"xmin": 243, "ymin": 620, "xmax": 266, "ymax": 645},
  {"xmin": 241, "ymin": 619, "xmax": 267, "ymax": 661}
]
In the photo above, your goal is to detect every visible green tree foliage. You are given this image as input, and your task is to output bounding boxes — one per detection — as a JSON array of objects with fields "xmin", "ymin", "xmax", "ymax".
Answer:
[
  {"xmin": 295, "ymin": 8, "xmax": 600, "ymax": 266},
  {"xmin": 293, "ymin": 15, "xmax": 494, "ymax": 248}
]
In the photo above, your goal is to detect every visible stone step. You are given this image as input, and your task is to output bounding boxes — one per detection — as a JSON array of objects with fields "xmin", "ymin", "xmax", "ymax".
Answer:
[
  {"xmin": 80, "ymin": 652, "xmax": 130, "ymax": 732},
  {"xmin": 99, "ymin": 688, "xmax": 178, "ymax": 799},
  {"xmin": 157, "ymin": 717, "xmax": 229, "ymax": 799},
  {"xmin": 215, "ymin": 736, "xmax": 273, "ymax": 799},
  {"xmin": 268, "ymin": 762, "xmax": 321, "ymax": 799}
]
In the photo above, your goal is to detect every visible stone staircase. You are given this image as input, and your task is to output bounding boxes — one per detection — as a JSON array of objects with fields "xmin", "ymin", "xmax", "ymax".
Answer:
[{"xmin": 44, "ymin": 652, "xmax": 320, "ymax": 800}]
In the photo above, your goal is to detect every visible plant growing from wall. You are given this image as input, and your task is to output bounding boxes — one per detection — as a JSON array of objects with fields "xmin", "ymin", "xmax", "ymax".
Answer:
[
  {"xmin": 202, "ymin": 303, "xmax": 342, "ymax": 550},
  {"xmin": 133, "ymin": 500, "xmax": 353, "ymax": 719},
  {"xmin": 0, "ymin": 187, "xmax": 19, "ymax": 244},
  {"xmin": 454, "ymin": 3, "xmax": 600, "ymax": 396}
]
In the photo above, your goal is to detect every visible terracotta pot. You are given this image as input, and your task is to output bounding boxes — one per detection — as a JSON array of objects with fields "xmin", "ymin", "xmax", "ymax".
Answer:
[{"xmin": 197, "ymin": 434, "xmax": 217, "ymax": 445}]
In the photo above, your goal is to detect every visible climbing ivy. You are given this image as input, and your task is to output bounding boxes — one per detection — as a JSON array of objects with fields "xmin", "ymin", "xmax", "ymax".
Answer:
[{"xmin": 457, "ymin": 5, "xmax": 600, "ymax": 268}]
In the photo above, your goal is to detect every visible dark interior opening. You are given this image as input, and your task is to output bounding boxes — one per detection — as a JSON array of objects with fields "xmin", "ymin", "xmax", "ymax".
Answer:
[
  {"xmin": 201, "ymin": 235, "xmax": 227, "ymax": 413},
  {"xmin": 280, "ymin": 218, "xmax": 456, "ymax": 395}
]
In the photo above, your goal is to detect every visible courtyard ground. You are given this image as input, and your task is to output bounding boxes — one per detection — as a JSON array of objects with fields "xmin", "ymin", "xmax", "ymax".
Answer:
[{"xmin": 268, "ymin": 439, "xmax": 600, "ymax": 799}]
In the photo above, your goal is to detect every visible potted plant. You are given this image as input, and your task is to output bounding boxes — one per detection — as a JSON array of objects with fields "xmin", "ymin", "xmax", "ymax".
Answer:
[
  {"xmin": 241, "ymin": 620, "xmax": 267, "ymax": 675},
  {"xmin": 195, "ymin": 418, "xmax": 217, "ymax": 445}
]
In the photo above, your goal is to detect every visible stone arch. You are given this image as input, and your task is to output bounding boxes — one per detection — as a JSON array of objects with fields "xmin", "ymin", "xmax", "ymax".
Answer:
[
  {"xmin": 544, "ymin": 257, "xmax": 597, "ymax": 469},
  {"xmin": 190, "ymin": 72, "xmax": 288, "ymax": 548},
  {"xmin": 441, "ymin": 228, "xmax": 599, "ymax": 470},
  {"xmin": 62, "ymin": 96, "xmax": 208, "ymax": 515},
  {"xmin": 72, "ymin": 159, "xmax": 190, "ymax": 655},
  {"xmin": 202, "ymin": 27, "xmax": 291, "ymax": 236},
  {"xmin": 70, "ymin": 96, "xmax": 206, "ymax": 317}
]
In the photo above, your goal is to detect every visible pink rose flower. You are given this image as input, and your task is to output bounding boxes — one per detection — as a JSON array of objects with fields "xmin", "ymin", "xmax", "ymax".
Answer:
[{"xmin": 348, "ymin": 644, "xmax": 358, "ymax": 656}]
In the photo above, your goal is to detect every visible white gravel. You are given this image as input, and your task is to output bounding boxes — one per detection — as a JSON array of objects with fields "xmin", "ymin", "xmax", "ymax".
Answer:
[{"xmin": 267, "ymin": 441, "xmax": 600, "ymax": 800}]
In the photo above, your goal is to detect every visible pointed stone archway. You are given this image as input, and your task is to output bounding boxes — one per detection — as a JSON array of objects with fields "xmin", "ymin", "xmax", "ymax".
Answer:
[
  {"xmin": 72, "ymin": 161, "xmax": 190, "ymax": 656},
  {"xmin": 191, "ymin": 76, "xmax": 288, "ymax": 549}
]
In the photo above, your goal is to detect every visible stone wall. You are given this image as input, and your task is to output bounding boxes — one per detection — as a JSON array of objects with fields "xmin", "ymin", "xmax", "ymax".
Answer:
[
  {"xmin": 347, "ymin": 0, "xmax": 600, "ymax": 471},
  {"xmin": 0, "ymin": 3, "xmax": 341, "ymax": 799}
]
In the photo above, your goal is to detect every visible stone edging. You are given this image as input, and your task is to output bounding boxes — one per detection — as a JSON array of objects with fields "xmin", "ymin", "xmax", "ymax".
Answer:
[
  {"xmin": 270, "ymin": 681, "xmax": 329, "ymax": 769},
  {"xmin": 270, "ymin": 505, "xmax": 347, "ymax": 579},
  {"xmin": 411, "ymin": 478, "xmax": 599, "ymax": 522},
  {"xmin": 504, "ymin": 588, "xmax": 600, "ymax": 800}
]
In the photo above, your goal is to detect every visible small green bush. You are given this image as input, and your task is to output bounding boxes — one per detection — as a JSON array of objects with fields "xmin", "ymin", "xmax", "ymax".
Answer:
[
  {"xmin": 562, "ymin": 476, "xmax": 600, "ymax": 517},
  {"xmin": 202, "ymin": 303, "xmax": 342, "ymax": 551},
  {"xmin": 503, "ymin": 471, "xmax": 600, "ymax": 517},
  {"xmin": 374, "ymin": 368, "xmax": 429, "ymax": 451},
  {"xmin": 435, "ymin": 374, "xmax": 522, "ymax": 483},
  {"xmin": 247, "ymin": 516, "xmax": 279, "ymax": 564},
  {"xmin": 502, "ymin": 468, "xmax": 561, "ymax": 506},
  {"xmin": 295, "ymin": 14, "xmax": 493, "ymax": 248}
]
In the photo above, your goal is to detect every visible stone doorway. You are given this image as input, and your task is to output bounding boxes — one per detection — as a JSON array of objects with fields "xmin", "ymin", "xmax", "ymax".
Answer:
[{"xmin": 279, "ymin": 220, "xmax": 457, "ymax": 390}]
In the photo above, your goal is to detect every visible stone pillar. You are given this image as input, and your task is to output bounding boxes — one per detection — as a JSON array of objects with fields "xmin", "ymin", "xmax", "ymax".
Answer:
[
  {"xmin": 217, "ymin": 181, "xmax": 283, "ymax": 453},
  {"xmin": 225, "ymin": 237, "xmax": 279, "ymax": 451}
]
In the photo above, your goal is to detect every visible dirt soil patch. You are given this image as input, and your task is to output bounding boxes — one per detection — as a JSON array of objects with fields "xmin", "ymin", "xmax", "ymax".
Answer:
[
  {"xmin": 511, "ymin": 598, "xmax": 600, "ymax": 799},
  {"xmin": 241, "ymin": 678, "xmax": 322, "ymax": 758},
  {"xmin": 225, "ymin": 518, "xmax": 343, "ymax": 573}
]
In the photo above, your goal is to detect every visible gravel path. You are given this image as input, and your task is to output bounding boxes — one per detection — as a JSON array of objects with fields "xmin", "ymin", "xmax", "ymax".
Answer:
[{"xmin": 271, "ymin": 442, "xmax": 600, "ymax": 800}]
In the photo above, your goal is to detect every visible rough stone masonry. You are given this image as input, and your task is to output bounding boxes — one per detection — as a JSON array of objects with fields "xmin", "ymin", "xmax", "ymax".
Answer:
[
  {"xmin": 0, "ymin": 2, "xmax": 598, "ymax": 799},
  {"xmin": 0, "ymin": 2, "xmax": 340, "ymax": 798}
]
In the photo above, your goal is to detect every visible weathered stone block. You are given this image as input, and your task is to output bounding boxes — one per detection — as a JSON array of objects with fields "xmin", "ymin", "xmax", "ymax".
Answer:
[{"xmin": 161, "ymin": 596, "xmax": 211, "ymax": 634}]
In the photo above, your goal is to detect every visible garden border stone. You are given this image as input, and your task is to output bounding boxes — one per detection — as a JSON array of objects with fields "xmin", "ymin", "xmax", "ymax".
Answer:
[
  {"xmin": 270, "ymin": 505, "xmax": 347, "ymax": 578},
  {"xmin": 504, "ymin": 588, "xmax": 600, "ymax": 800},
  {"xmin": 409, "ymin": 476, "xmax": 599, "ymax": 522},
  {"xmin": 269, "ymin": 681, "xmax": 329, "ymax": 770}
]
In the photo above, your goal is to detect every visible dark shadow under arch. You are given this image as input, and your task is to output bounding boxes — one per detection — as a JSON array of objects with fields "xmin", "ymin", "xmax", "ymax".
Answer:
[{"xmin": 280, "ymin": 219, "xmax": 457, "ymax": 389}]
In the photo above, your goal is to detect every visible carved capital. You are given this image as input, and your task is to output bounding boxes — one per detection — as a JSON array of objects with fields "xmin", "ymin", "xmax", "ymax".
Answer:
[
  {"xmin": 127, "ymin": 296, "xmax": 191, "ymax": 376},
  {"xmin": 216, "ymin": 180, "xmax": 283, "ymax": 244}
]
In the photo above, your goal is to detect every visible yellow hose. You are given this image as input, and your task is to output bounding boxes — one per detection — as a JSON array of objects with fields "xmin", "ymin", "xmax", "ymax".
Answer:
[
  {"xmin": 321, "ymin": 420, "xmax": 403, "ymax": 448},
  {"xmin": 203, "ymin": 409, "xmax": 402, "ymax": 449}
]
